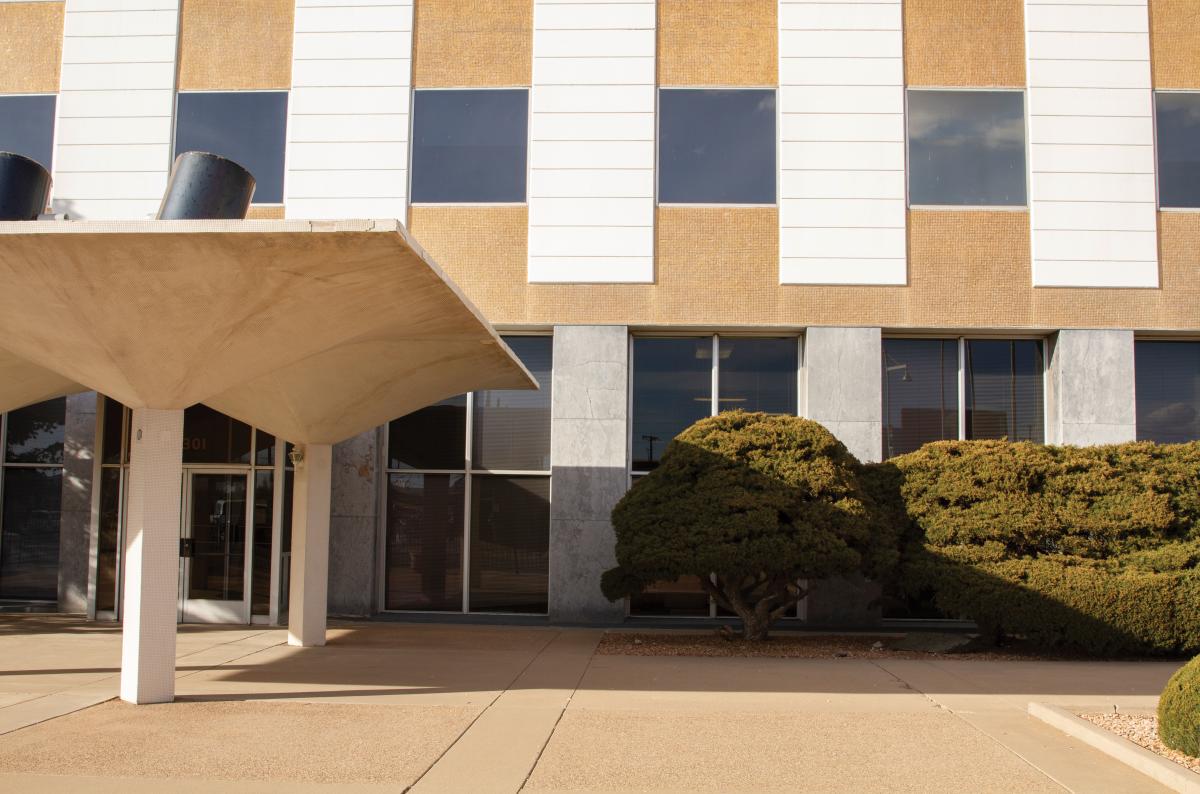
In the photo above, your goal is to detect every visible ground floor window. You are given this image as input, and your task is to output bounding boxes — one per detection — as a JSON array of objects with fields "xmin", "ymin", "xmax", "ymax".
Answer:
[
  {"xmin": 628, "ymin": 335, "xmax": 800, "ymax": 617},
  {"xmin": 882, "ymin": 338, "xmax": 1045, "ymax": 459},
  {"xmin": 0, "ymin": 398, "xmax": 65, "ymax": 602},
  {"xmin": 384, "ymin": 336, "xmax": 552, "ymax": 614},
  {"xmin": 1135, "ymin": 340, "xmax": 1200, "ymax": 443}
]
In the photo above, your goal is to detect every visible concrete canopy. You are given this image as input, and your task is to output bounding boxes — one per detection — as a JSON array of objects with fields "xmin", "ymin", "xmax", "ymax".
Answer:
[{"xmin": 0, "ymin": 219, "xmax": 536, "ymax": 443}]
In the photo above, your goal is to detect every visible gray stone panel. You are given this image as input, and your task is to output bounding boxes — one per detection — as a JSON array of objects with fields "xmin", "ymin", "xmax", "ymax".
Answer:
[
  {"xmin": 549, "ymin": 325, "xmax": 629, "ymax": 624},
  {"xmin": 1049, "ymin": 330, "xmax": 1136, "ymax": 446},
  {"xmin": 58, "ymin": 391, "xmax": 96, "ymax": 614},
  {"xmin": 804, "ymin": 327, "xmax": 883, "ymax": 462},
  {"xmin": 326, "ymin": 427, "xmax": 380, "ymax": 617}
]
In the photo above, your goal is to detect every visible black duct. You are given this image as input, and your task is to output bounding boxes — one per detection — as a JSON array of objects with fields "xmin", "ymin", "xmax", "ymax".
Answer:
[
  {"xmin": 0, "ymin": 152, "xmax": 52, "ymax": 221},
  {"xmin": 157, "ymin": 151, "xmax": 256, "ymax": 220}
]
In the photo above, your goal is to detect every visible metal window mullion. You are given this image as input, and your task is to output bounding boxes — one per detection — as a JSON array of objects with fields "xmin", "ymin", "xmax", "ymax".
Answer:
[
  {"xmin": 462, "ymin": 392, "xmax": 474, "ymax": 614},
  {"xmin": 0, "ymin": 411, "xmax": 7, "ymax": 584},
  {"xmin": 709, "ymin": 335, "xmax": 718, "ymax": 618},
  {"xmin": 710, "ymin": 334, "xmax": 720, "ymax": 417},
  {"xmin": 241, "ymin": 468, "xmax": 253, "ymax": 623},
  {"xmin": 957, "ymin": 337, "xmax": 968, "ymax": 440}
]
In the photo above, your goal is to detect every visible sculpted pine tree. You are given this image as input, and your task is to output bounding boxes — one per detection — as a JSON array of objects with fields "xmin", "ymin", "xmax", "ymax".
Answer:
[{"xmin": 602, "ymin": 411, "xmax": 889, "ymax": 641}]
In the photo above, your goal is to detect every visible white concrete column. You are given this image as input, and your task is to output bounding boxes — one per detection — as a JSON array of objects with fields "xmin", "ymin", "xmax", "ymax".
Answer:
[
  {"xmin": 120, "ymin": 408, "xmax": 183, "ymax": 705},
  {"xmin": 288, "ymin": 443, "xmax": 332, "ymax": 647}
]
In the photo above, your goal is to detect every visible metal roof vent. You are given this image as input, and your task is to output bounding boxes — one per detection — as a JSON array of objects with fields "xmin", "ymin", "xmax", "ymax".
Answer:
[
  {"xmin": 157, "ymin": 151, "xmax": 256, "ymax": 220},
  {"xmin": 0, "ymin": 152, "xmax": 52, "ymax": 221}
]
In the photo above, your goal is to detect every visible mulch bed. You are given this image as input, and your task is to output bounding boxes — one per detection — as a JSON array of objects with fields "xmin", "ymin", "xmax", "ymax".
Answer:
[
  {"xmin": 1080, "ymin": 712, "xmax": 1200, "ymax": 775},
  {"xmin": 596, "ymin": 632, "xmax": 1069, "ymax": 661}
]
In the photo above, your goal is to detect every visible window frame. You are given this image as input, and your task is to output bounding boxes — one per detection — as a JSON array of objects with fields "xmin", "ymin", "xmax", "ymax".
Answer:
[
  {"xmin": 626, "ymin": 332, "xmax": 803, "ymax": 620},
  {"xmin": 0, "ymin": 398, "xmax": 66, "ymax": 604},
  {"xmin": 377, "ymin": 332, "xmax": 552, "ymax": 616},
  {"xmin": 881, "ymin": 334, "xmax": 1050, "ymax": 459},
  {"xmin": 407, "ymin": 86, "xmax": 532, "ymax": 207},
  {"xmin": 172, "ymin": 88, "xmax": 290, "ymax": 208},
  {"xmin": 1153, "ymin": 89, "xmax": 1200, "ymax": 212},
  {"xmin": 655, "ymin": 86, "xmax": 781, "ymax": 208},
  {"xmin": 1132, "ymin": 335, "xmax": 1200, "ymax": 443},
  {"xmin": 904, "ymin": 87, "xmax": 1031, "ymax": 211}
]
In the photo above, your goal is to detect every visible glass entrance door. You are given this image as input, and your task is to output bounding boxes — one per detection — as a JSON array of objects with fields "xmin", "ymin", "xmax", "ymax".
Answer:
[{"xmin": 180, "ymin": 470, "xmax": 251, "ymax": 623}]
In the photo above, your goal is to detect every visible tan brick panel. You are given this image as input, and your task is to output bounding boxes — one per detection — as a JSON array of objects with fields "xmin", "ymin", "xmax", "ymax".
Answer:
[
  {"xmin": 178, "ymin": 0, "xmax": 294, "ymax": 91},
  {"xmin": 410, "ymin": 206, "xmax": 1198, "ymax": 333},
  {"xmin": 0, "ymin": 2, "xmax": 64, "ymax": 94},
  {"xmin": 413, "ymin": 0, "xmax": 532, "ymax": 87},
  {"xmin": 904, "ymin": 0, "xmax": 1025, "ymax": 87},
  {"xmin": 1150, "ymin": 0, "xmax": 1200, "ymax": 89},
  {"xmin": 658, "ymin": 0, "xmax": 776, "ymax": 86}
]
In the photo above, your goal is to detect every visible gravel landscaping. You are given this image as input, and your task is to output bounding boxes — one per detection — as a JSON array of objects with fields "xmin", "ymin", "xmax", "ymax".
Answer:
[
  {"xmin": 597, "ymin": 632, "xmax": 1067, "ymax": 661},
  {"xmin": 1080, "ymin": 712, "xmax": 1200, "ymax": 775}
]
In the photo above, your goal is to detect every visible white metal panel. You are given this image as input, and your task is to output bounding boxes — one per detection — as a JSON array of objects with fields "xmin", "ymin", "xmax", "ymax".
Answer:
[
  {"xmin": 52, "ymin": 0, "xmax": 181, "ymax": 219},
  {"xmin": 529, "ymin": 0, "xmax": 655, "ymax": 283},
  {"xmin": 531, "ymin": 57, "xmax": 654, "ymax": 86},
  {"xmin": 780, "ymin": 258, "xmax": 907, "ymax": 286},
  {"xmin": 285, "ymin": 2, "xmax": 414, "ymax": 220},
  {"xmin": 1026, "ymin": 0, "xmax": 1157, "ymax": 287},
  {"xmin": 529, "ymin": 197, "xmax": 654, "ymax": 227},
  {"xmin": 779, "ymin": 0, "xmax": 906, "ymax": 285},
  {"xmin": 531, "ymin": 112, "xmax": 656, "ymax": 141},
  {"xmin": 527, "ymin": 257, "xmax": 654, "ymax": 284},
  {"xmin": 529, "ymin": 168, "xmax": 656, "ymax": 199}
]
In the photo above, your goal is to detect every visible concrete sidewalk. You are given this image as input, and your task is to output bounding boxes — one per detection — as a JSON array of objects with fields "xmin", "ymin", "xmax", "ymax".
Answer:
[{"xmin": 0, "ymin": 617, "xmax": 1184, "ymax": 792}]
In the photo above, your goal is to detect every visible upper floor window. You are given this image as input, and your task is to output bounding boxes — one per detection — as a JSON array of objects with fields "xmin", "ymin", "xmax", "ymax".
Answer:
[
  {"xmin": 1155, "ymin": 93, "xmax": 1200, "ymax": 209},
  {"xmin": 410, "ymin": 89, "xmax": 528, "ymax": 203},
  {"xmin": 1135, "ymin": 340, "xmax": 1200, "ymax": 443},
  {"xmin": 907, "ymin": 90, "xmax": 1027, "ymax": 207},
  {"xmin": 0, "ymin": 94, "xmax": 56, "ymax": 170},
  {"xmin": 174, "ymin": 91, "xmax": 289, "ymax": 205},
  {"xmin": 883, "ymin": 337, "xmax": 1044, "ymax": 459},
  {"xmin": 658, "ymin": 89, "xmax": 777, "ymax": 205}
]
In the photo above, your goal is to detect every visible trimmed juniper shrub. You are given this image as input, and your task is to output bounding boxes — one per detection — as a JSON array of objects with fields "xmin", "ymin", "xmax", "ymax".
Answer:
[
  {"xmin": 602, "ymin": 411, "xmax": 895, "ymax": 641},
  {"xmin": 1160, "ymin": 654, "xmax": 1200, "ymax": 758},
  {"xmin": 873, "ymin": 440, "xmax": 1200, "ymax": 656}
]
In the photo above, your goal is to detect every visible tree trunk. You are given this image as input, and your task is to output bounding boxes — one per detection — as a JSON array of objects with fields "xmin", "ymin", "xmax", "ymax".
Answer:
[{"xmin": 702, "ymin": 574, "xmax": 804, "ymax": 642}]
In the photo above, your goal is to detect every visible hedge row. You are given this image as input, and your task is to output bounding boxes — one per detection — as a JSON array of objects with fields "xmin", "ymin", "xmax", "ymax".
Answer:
[{"xmin": 868, "ymin": 439, "xmax": 1200, "ymax": 657}]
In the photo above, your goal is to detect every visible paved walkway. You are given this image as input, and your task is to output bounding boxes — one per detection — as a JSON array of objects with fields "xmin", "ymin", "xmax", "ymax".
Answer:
[{"xmin": 0, "ymin": 616, "xmax": 1184, "ymax": 792}]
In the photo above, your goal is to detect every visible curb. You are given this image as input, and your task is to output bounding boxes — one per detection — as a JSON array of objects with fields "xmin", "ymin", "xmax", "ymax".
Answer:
[{"xmin": 1028, "ymin": 702, "xmax": 1200, "ymax": 794}]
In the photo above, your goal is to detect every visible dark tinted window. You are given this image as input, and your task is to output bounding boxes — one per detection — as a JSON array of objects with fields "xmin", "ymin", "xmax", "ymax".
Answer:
[
  {"xmin": 1156, "ymin": 93, "xmax": 1200, "ymax": 208},
  {"xmin": 174, "ymin": 91, "xmax": 289, "ymax": 204},
  {"xmin": 632, "ymin": 338, "xmax": 712, "ymax": 471},
  {"xmin": 0, "ymin": 467, "xmax": 62, "ymax": 601},
  {"xmin": 718, "ymin": 337, "xmax": 797, "ymax": 415},
  {"xmin": 183, "ymin": 404, "xmax": 252, "ymax": 465},
  {"xmin": 5, "ymin": 398, "xmax": 65, "ymax": 464},
  {"xmin": 1136, "ymin": 341, "xmax": 1200, "ymax": 443},
  {"xmin": 0, "ymin": 94, "xmax": 56, "ymax": 170},
  {"xmin": 965, "ymin": 339, "xmax": 1044, "ymax": 443},
  {"xmin": 411, "ymin": 89, "xmax": 528, "ymax": 203},
  {"xmin": 659, "ymin": 89, "xmax": 776, "ymax": 204},
  {"xmin": 473, "ymin": 336, "xmax": 552, "ymax": 471},
  {"xmin": 388, "ymin": 395, "xmax": 467, "ymax": 470},
  {"xmin": 385, "ymin": 473, "xmax": 464, "ymax": 611},
  {"xmin": 908, "ymin": 90, "xmax": 1027, "ymax": 206},
  {"xmin": 882, "ymin": 339, "xmax": 959, "ymax": 458},
  {"xmin": 469, "ymin": 475, "xmax": 549, "ymax": 613}
]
